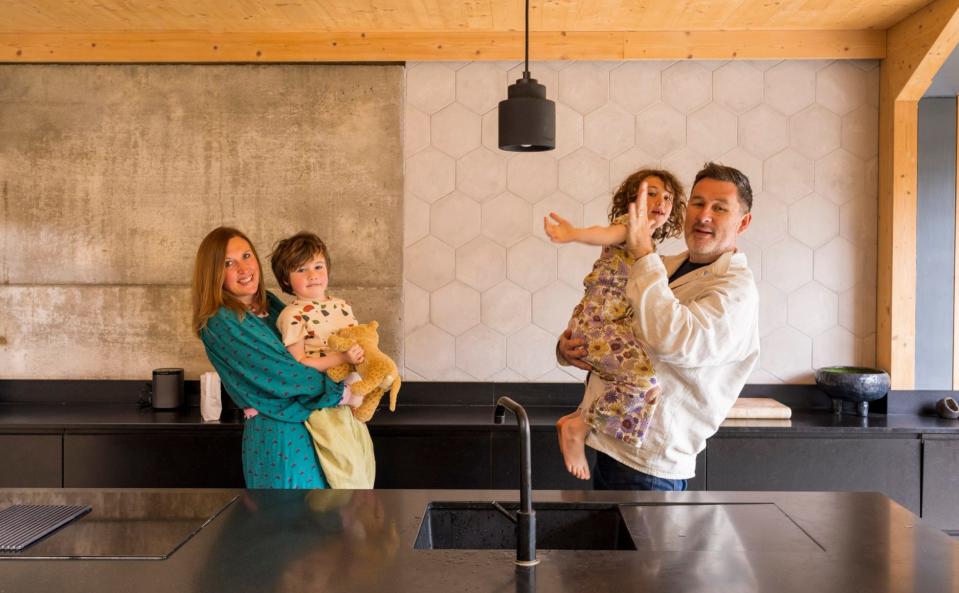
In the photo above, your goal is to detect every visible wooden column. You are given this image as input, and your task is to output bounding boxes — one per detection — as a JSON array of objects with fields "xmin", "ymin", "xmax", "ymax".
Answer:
[
  {"xmin": 879, "ymin": 0, "xmax": 959, "ymax": 389},
  {"xmin": 954, "ymin": 97, "xmax": 959, "ymax": 388}
]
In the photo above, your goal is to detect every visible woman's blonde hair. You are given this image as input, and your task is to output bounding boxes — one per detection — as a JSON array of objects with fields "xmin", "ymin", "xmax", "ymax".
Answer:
[
  {"xmin": 609, "ymin": 168, "xmax": 686, "ymax": 244},
  {"xmin": 192, "ymin": 226, "xmax": 267, "ymax": 336}
]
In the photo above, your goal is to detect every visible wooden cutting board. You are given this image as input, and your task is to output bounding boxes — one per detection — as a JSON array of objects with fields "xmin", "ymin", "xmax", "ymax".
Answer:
[{"xmin": 725, "ymin": 397, "xmax": 792, "ymax": 419}]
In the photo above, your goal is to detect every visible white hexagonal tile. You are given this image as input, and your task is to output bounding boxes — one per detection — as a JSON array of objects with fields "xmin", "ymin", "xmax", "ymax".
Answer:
[
  {"xmin": 406, "ymin": 324, "xmax": 455, "ymax": 377},
  {"xmin": 482, "ymin": 281, "xmax": 532, "ymax": 335},
  {"xmin": 790, "ymin": 105, "xmax": 842, "ymax": 160},
  {"xmin": 481, "ymin": 109, "xmax": 504, "ymax": 153},
  {"xmin": 407, "ymin": 64, "xmax": 456, "ymax": 114},
  {"xmin": 866, "ymin": 67, "xmax": 880, "ymax": 109},
  {"xmin": 610, "ymin": 62, "xmax": 662, "ymax": 114},
  {"xmin": 757, "ymin": 281, "xmax": 787, "ymax": 338},
  {"xmin": 558, "ymin": 63, "xmax": 610, "ymax": 115},
  {"xmin": 610, "ymin": 147, "xmax": 660, "ymax": 192},
  {"xmin": 636, "ymin": 103, "xmax": 686, "ymax": 158},
  {"xmin": 489, "ymin": 368, "xmax": 526, "ymax": 382},
  {"xmin": 507, "ymin": 237, "xmax": 557, "ymax": 292},
  {"xmin": 456, "ymin": 325, "xmax": 507, "ymax": 379},
  {"xmin": 482, "ymin": 192, "xmax": 532, "ymax": 247},
  {"xmin": 559, "ymin": 364, "xmax": 589, "ymax": 382},
  {"xmin": 787, "ymin": 281, "xmax": 838, "ymax": 337},
  {"xmin": 456, "ymin": 62, "xmax": 507, "ymax": 115},
  {"xmin": 812, "ymin": 326, "xmax": 858, "ymax": 369},
  {"xmin": 739, "ymin": 104, "xmax": 789, "ymax": 159},
  {"xmin": 558, "ymin": 242, "xmax": 601, "ymax": 289},
  {"xmin": 403, "ymin": 281, "xmax": 429, "ymax": 335},
  {"xmin": 839, "ymin": 198, "xmax": 878, "ymax": 245},
  {"xmin": 558, "ymin": 148, "xmax": 609, "ymax": 203},
  {"xmin": 507, "ymin": 64, "xmax": 558, "ymax": 101},
  {"xmin": 714, "ymin": 62, "xmax": 763, "ymax": 113},
  {"xmin": 507, "ymin": 153, "xmax": 557, "ymax": 202},
  {"xmin": 816, "ymin": 62, "xmax": 868, "ymax": 116},
  {"xmin": 841, "ymin": 105, "xmax": 879, "ymax": 159},
  {"xmin": 554, "ymin": 103, "xmax": 585, "ymax": 159},
  {"xmin": 404, "ymin": 195, "xmax": 430, "ymax": 248},
  {"xmin": 687, "ymin": 103, "xmax": 738, "ymax": 159},
  {"xmin": 718, "ymin": 147, "xmax": 763, "ymax": 194},
  {"xmin": 584, "ymin": 194, "xmax": 613, "ymax": 227},
  {"xmin": 507, "ymin": 325, "xmax": 561, "ymax": 379},
  {"xmin": 862, "ymin": 248, "xmax": 877, "ymax": 288},
  {"xmin": 661, "ymin": 62, "xmax": 712, "ymax": 114},
  {"xmin": 815, "ymin": 149, "xmax": 866, "ymax": 206},
  {"xmin": 763, "ymin": 149, "xmax": 813, "ymax": 204},
  {"xmin": 405, "ymin": 236, "xmax": 455, "ymax": 291},
  {"xmin": 788, "ymin": 194, "xmax": 839, "ymax": 248},
  {"xmin": 764, "ymin": 60, "xmax": 818, "ymax": 116},
  {"xmin": 838, "ymin": 285, "xmax": 876, "ymax": 337},
  {"xmin": 748, "ymin": 366, "xmax": 783, "ymax": 384},
  {"xmin": 534, "ymin": 192, "xmax": 583, "ymax": 243},
  {"xmin": 761, "ymin": 326, "xmax": 813, "ymax": 382},
  {"xmin": 431, "ymin": 103, "xmax": 482, "ymax": 158},
  {"xmin": 430, "ymin": 193, "xmax": 481, "ymax": 248},
  {"xmin": 532, "ymin": 281, "xmax": 582, "ymax": 335},
  {"xmin": 814, "ymin": 237, "xmax": 861, "ymax": 292},
  {"xmin": 456, "ymin": 236, "xmax": 507, "ymax": 292},
  {"xmin": 661, "ymin": 147, "xmax": 708, "ymax": 190},
  {"xmin": 406, "ymin": 148, "xmax": 455, "ymax": 203},
  {"xmin": 859, "ymin": 334, "xmax": 877, "ymax": 367},
  {"xmin": 743, "ymin": 192, "xmax": 788, "ymax": 247},
  {"xmin": 537, "ymin": 367, "xmax": 579, "ymax": 382},
  {"xmin": 737, "ymin": 237, "xmax": 763, "ymax": 282},
  {"xmin": 431, "ymin": 282, "xmax": 481, "ymax": 335},
  {"xmin": 763, "ymin": 239, "xmax": 813, "ymax": 292},
  {"xmin": 584, "ymin": 104, "xmax": 636, "ymax": 158},
  {"xmin": 405, "ymin": 106, "xmax": 430, "ymax": 158},
  {"xmin": 456, "ymin": 147, "xmax": 507, "ymax": 201}
]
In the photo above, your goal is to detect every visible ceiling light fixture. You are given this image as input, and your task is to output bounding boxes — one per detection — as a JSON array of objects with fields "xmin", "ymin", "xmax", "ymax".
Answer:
[{"xmin": 498, "ymin": 0, "xmax": 555, "ymax": 152}]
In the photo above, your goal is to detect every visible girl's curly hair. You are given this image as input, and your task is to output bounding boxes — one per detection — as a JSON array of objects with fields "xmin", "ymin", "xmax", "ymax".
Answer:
[{"xmin": 609, "ymin": 168, "xmax": 686, "ymax": 244}]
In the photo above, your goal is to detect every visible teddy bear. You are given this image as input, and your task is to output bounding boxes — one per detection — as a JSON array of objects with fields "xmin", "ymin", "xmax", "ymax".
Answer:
[{"xmin": 325, "ymin": 321, "xmax": 400, "ymax": 422}]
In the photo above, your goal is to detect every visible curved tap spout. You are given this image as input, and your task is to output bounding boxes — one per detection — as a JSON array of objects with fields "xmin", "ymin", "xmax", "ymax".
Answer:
[{"xmin": 493, "ymin": 396, "xmax": 538, "ymax": 566}]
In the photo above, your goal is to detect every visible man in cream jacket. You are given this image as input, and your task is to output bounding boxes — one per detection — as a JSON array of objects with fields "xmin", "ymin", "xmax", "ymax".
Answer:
[{"xmin": 559, "ymin": 162, "xmax": 760, "ymax": 491}]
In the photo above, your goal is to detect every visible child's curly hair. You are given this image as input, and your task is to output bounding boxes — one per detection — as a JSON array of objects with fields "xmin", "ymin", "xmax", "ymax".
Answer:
[{"xmin": 609, "ymin": 168, "xmax": 686, "ymax": 244}]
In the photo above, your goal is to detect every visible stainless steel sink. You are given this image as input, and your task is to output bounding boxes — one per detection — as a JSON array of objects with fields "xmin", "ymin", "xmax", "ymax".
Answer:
[{"xmin": 413, "ymin": 502, "xmax": 637, "ymax": 551}]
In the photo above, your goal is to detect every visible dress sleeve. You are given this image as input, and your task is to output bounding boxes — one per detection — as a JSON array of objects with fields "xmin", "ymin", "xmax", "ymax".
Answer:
[
  {"xmin": 200, "ymin": 307, "xmax": 344, "ymax": 423},
  {"xmin": 277, "ymin": 303, "xmax": 308, "ymax": 347}
]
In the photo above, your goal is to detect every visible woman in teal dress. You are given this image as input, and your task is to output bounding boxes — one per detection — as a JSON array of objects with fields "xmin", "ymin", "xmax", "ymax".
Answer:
[{"xmin": 192, "ymin": 226, "xmax": 349, "ymax": 489}]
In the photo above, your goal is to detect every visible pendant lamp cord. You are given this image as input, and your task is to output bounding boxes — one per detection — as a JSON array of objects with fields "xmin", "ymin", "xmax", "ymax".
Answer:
[{"xmin": 524, "ymin": 0, "xmax": 530, "ymax": 78}]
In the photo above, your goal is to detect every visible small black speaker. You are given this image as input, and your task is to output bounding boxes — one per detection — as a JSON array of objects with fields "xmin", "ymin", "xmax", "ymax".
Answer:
[{"xmin": 152, "ymin": 368, "xmax": 184, "ymax": 410}]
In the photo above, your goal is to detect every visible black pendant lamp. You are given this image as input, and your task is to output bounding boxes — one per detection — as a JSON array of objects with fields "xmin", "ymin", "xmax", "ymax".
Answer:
[{"xmin": 498, "ymin": 0, "xmax": 555, "ymax": 152}]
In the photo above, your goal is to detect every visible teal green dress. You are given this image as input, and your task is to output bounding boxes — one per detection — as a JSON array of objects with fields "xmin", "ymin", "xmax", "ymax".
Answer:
[{"xmin": 200, "ymin": 292, "xmax": 344, "ymax": 489}]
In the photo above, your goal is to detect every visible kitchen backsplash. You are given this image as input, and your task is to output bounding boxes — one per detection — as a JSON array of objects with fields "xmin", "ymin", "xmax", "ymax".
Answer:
[{"xmin": 402, "ymin": 60, "xmax": 878, "ymax": 383}]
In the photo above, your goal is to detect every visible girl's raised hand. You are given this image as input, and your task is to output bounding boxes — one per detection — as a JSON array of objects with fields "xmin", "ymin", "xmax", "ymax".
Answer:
[
  {"xmin": 626, "ymin": 181, "xmax": 656, "ymax": 259},
  {"xmin": 543, "ymin": 212, "xmax": 574, "ymax": 243}
]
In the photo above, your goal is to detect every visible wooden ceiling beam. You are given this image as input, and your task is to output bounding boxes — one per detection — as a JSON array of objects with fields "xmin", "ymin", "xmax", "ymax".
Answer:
[
  {"xmin": 0, "ymin": 29, "xmax": 884, "ymax": 62},
  {"xmin": 878, "ymin": 0, "xmax": 959, "ymax": 389}
]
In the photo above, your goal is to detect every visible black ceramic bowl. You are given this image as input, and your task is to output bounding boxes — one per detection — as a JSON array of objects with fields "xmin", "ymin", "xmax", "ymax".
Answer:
[{"xmin": 814, "ymin": 366, "xmax": 891, "ymax": 403}]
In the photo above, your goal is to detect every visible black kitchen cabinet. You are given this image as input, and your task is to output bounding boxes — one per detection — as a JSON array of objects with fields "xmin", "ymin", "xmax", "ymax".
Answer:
[
  {"xmin": 371, "ymin": 431, "xmax": 491, "ymax": 489},
  {"xmin": 63, "ymin": 432, "xmax": 244, "ymax": 488},
  {"xmin": 921, "ymin": 436, "xmax": 959, "ymax": 532},
  {"xmin": 0, "ymin": 435, "xmax": 61, "ymax": 487},
  {"xmin": 706, "ymin": 436, "xmax": 922, "ymax": 514}
]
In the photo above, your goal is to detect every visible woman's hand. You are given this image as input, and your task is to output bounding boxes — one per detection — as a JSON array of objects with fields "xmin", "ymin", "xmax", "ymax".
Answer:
[
  {"xmin": 243, "ymin": 407, "xmax": 259, "ymax": 419},
  {"xmin": 344, "ymin": 345, "xmax": 365, "ymax": 365},
  {"xmin": 544, "ymin": 212, "xmax": 575, "ymax": 243},
  {"xmin": 558, "ymin": 328, "xmax": 591, "ymax": 371},
  {"xmin": 626, "ymin": 181, "xmax": 657, "ymax": 259}
]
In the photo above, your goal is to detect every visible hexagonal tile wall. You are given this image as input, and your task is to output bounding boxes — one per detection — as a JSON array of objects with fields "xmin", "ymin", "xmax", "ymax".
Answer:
[{"xmin": 404, "ymin": 59, "xmax": 878, "ymax": 382}]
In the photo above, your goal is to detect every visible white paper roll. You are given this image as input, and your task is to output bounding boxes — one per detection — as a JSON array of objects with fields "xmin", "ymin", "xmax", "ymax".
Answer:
[{"xmin": 200, "ymin": 371, "xmax": 222, "ymax": 422}]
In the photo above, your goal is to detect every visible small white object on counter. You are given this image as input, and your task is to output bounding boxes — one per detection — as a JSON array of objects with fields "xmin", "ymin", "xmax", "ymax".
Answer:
[
  {"xmin": 200, "ymin": 371, "xmax": 222, "ymax": 422},
  {"xmin": 725, "ymin": 397, "xmax": 792, "ymax": 419}
]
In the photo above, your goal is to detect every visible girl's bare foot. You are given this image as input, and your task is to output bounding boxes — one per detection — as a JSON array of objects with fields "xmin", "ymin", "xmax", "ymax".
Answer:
[{"xmin": 556, "ymin": 413, "xmax": 591, "ymax": 480}]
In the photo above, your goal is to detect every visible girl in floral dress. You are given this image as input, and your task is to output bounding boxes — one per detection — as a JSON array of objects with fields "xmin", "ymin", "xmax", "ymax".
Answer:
[{"xmin": 545, "ymin": 169, "xmax": 686, "ymax": 480}]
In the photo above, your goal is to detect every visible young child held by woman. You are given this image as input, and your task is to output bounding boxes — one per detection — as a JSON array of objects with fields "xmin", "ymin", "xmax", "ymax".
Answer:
[
  {"xmin": 246, "ymin": 231, "xmax": 375, "ymax": 488},
  {"xmin": 544, "ymin": 169, "xmax": 686, "ymax": 480}
]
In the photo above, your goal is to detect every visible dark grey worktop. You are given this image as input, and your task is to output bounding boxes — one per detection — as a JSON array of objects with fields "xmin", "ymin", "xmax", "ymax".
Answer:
[
  {"xmin": 0, "ymin": 403, "xmax": 957, "ymax": 435},
  {"xmin": 0, "ymin": 488, "xmax": 954, "ymax": 592}
]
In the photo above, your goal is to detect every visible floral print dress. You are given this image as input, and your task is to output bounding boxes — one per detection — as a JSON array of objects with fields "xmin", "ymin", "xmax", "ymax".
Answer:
[{"xmin": 569, "ymin": 214, "xmax": 660, "ymax": 447}]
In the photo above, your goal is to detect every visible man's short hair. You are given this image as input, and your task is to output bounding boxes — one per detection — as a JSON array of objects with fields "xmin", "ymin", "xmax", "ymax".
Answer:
[
  {"xmin": 693, "ymin": 162, "xmax": 753, "ymax": 213},
  {"xmin": 270, "ymin": 232, "xmax": 331, "ymax": 295}
]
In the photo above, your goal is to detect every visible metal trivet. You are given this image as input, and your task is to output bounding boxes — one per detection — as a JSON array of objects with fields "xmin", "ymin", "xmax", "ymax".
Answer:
[{"xmin": 0, "ymin": 505, "xmax": 91, "ymax": 551}]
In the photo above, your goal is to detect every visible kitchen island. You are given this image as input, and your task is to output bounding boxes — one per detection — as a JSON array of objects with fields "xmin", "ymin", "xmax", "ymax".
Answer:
[{"xmin": 0, "ymin": 488, "xmax": 954, "ymax": 593}]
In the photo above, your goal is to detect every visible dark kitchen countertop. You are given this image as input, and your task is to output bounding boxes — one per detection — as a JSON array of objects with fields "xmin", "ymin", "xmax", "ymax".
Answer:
[
  {"xmin": 0, "ymin": 402, "xmax": 958, "ymax": 435},
  {"xmin": 0, "ymin": 487, "xmax": 954, "ymax": 593}
]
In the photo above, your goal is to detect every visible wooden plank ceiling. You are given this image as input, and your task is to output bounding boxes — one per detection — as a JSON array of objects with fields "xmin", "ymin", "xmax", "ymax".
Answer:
[{"xmin": 0, "ymin": 0, "xmax": 934, "ymax": 33}]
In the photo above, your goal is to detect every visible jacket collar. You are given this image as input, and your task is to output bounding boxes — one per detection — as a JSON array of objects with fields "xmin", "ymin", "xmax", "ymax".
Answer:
[{"xmin": 665, "ymin": 250, "xmax": 743, "ymax": 288}]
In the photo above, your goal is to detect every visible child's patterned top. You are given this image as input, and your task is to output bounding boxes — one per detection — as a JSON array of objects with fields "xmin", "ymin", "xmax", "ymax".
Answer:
[{"xmin": 277, "ymin": 297, "xmax": 358, "ymax": 358}]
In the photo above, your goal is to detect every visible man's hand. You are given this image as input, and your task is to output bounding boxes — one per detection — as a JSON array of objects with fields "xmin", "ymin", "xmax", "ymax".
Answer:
[
  {"xmin": 558, "ymin": 328, "xmax": 591, "ymax": 371},
  {"xmin": 626, "ymin": 180, "xmax": 656, "ymax": 259}
]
